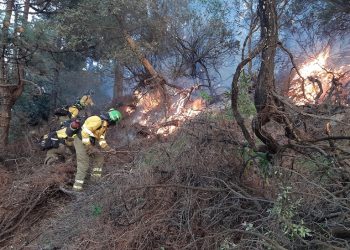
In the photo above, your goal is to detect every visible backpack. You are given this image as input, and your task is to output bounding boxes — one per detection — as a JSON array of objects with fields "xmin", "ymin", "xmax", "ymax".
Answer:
[
  {"xmin": 57, "ymin": 116, "xmax": 86, "ymax": 137},
  {"xmin": 54, "ymin": 105, "xmax": 70, "ymax": 117},
  {"xmin": 66, "ymin": 117, "xmax": 85, "ymax": 137},
  {"xmin": 39, "ymin": 131, "xmax": 62, "ymax": 150}
]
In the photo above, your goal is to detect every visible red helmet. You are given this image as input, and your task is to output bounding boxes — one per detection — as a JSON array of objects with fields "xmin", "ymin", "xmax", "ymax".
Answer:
[{"xmin": 70, "ymin": 120, "xmax": 81, "ymax": 130}]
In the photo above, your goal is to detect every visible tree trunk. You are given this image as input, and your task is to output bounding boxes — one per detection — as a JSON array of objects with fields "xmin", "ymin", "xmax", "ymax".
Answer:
[
  {"xmin": 23, "ymin": 0, "xmax": 30, "ymax": 22},
  {"xmin": 254, "ymin": 0, "xmax": 278, "ymax": 112},
  {"xmin": 122, "ymin": 31, "xmax": 158, "ymax": 78},
  {"xmin": 0, "ymin": 0, "xmax": 29, "ymax": 148},
  {"xmin": 117, "ymin": 17, "xmax": 169, "ymax": 116},
  {"xmin": 1, "ymin": 0, "xmax": 15, "ymax": 81},
  {"xmin": 0, "ymin": 87, "xmax": 15, "ymax": 146},
  {"xmin": 113, "ymin": 62, "xmax": 124, "ymax": 100},
  {"xmin": 247, "ymin": 1, "xmax": 256, "ymax": 76},
  {"xmin": 51, "ymin": 67, "xmax": 59, "ymax": 112},
  {"xmin": 0, "ymin": 68, "xmax": 24, "ymax": 148},
  {"xmin": 253, "ymin": 0, "xmax": 279, "ymax": 153},
  {"xmin": 115, "ymin": 15, "xmax": 165, "ymax": 81},
  {"xmin": 50, "ymin": 37, "xmax": 63, "ymax": 112}
]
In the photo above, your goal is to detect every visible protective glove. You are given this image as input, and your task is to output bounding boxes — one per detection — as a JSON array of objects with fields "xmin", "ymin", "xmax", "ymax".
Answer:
[{"xmin": 86, "ymin": 145, "xmax": 100, "ymax": 155}]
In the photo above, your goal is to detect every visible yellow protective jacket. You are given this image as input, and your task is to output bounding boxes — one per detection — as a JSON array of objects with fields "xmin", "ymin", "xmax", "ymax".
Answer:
[
  {"xmin": 56, "ymin": 127, "xmax": 77, "ymax": 146},
  {"xmin": 57, "ymin": 105, "xmax": 80, "ymax": 125},
  {"xmin": 67, "ymin": 94, "xmax": 94, "ymax": 118},
  {"xmin": 56, "ymin": 127, "xmax": 69, "ymax": 139},
  {"xmin": 81, "ymin": 116, "xmax": 109, "ymax": 149}
]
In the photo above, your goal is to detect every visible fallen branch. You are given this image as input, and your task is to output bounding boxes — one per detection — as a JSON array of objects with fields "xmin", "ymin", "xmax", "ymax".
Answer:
[
  {"xmin": 278, "ymin": 41, "xmax": 306, "ymax": 99},
  {"xmin": 127, "ymin": 184, "xmax": 225, "ymax": 193},
  {"xmin": 307, "ymin": 76, "xmax": 323, "ymax": 104},
  {"xmin": 157, "ymin": 119, "xmax": 181, "ymax": 128},
  {"xmin": 272, "ymin": 91, "xmax": 350, "ymax": 126},
  {"xmin": 308, "ymin": 135, "xmax": 350, "ymax": 143}
]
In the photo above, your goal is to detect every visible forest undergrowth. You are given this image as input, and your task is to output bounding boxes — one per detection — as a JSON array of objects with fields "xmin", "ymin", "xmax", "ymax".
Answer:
[{"xmin": 0, "ymin": 107, "xmax": 349, "ymax": 249}]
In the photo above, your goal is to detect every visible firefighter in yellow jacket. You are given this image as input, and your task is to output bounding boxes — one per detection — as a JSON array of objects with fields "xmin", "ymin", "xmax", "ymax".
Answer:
[
  {"xmin": 55, "ymin": 93, "xmax": 94, "ymax": 125},
  {"xmin": 72, "ymin": 108, "xmax": 122, "ymax": 191},
  {"xmin": 43, "ymin": 119, "xmax": 81, "ymax": 165}
]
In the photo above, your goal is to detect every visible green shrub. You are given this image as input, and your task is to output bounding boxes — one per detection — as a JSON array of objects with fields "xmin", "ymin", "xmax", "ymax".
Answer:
[
  {"xmin": 269, "ymin": 186, "xmax": 312, "ymax": 239},
  {"xmin": 237, "ymin": 73, "xmax": 256, "ymax": 117}
]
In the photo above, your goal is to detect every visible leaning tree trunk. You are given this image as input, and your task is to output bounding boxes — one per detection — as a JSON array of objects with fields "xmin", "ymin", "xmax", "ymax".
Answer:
[
  {"xmin": 123, "ymin": 31, "xmax": 161, "ymax": 81},
  {"xmin": 253, "ymin": 0, "xmax": 280, "ymax": 153},
  {"xmin": 116, "ymin": 17, "xmax": 169, "ymax": 116}
]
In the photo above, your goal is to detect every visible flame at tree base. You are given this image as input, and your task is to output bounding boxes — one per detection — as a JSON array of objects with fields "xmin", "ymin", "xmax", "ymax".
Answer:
[{"xmin": 132, "ymin": 85, "xmax": 205, "ymax": 136}]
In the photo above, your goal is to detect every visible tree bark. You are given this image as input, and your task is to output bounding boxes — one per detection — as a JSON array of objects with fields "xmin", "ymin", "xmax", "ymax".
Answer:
[
  {"xmin": 0, "ymin": 87, "xmax": 15, "ymax": 146},
  {"xmin": 1, "ymin": 0, "xmax": 15, "ymax": 81},
  {"xmin": 253, "ymin": 0, "xmax": 279, "ymax": 153},
  {"xmin": 231, "ymin": 42, "xmax": 265, "ymax": 150},
  {"xmin": 0, "ymin": 0, "xmax": 29, "ymax": 148},
  {"xmin": 51, "ymin": 67, "xmax": 59, "ymax": 112},
  {"xmin": 122, "ymin": 30, "xmax": 158, "ymax": 78},
  {"xmin": 23, "ymin": 0, "xmax": 30, "ymax": 22},
  {"xmin": 113, "ymin": 62, "xmax": 124, "ymax": 100},
  {"xmin": 0, "ymin": 67, "xmax": 25, "ymax": 149}
]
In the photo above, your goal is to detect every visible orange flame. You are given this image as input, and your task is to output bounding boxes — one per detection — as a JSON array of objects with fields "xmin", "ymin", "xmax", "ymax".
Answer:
[
  {"xmin": 133, "ymin": 88, "xmax": 205, "ymax": 136},
  {"xmin": 288, "ymin": 47, "xmax": 350, "ymax": 105},
  {"xmin": 288, "ymin": 48, "xmax": 333, "ymax": 105},
  {"xmin": 296, "ymin": 48, "xmax": 330, "ymax": 80}
]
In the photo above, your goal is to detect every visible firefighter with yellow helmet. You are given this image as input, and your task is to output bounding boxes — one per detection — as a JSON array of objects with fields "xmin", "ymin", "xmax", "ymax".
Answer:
[
  {"xmin": 72, "ymin": 108, "xmax": 122, "ymax": 191},
  {"xmin": 54, "ymin": 92, "xmax": 94, "ymax": 125},
  {"xmin": 45, "ymin": 92, "xmax": 94, "ymax": 165}
]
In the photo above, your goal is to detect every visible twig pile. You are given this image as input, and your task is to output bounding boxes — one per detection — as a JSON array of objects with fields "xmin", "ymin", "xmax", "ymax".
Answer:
[{"xmin": 0, "ymin": 161, "xmax": 75, "ymax": 246}]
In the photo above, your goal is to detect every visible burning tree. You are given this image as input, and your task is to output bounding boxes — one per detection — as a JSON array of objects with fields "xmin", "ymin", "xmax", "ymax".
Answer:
[
  {"xmin": 288, "ymin": 47, "xmax": 350, "ymax": 105},
  {"xmin": 232, "ymin": 0, "xmax": 350, "ymax": 152},
  {"xmin": 230, "ymin": 0, "xmax": 350, "ymax": 246}
]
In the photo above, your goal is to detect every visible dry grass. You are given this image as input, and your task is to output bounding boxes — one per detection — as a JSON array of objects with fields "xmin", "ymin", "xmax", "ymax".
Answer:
[{"xmin": 0, "ymin": 142, "xmax": 76, "ymax": 247}]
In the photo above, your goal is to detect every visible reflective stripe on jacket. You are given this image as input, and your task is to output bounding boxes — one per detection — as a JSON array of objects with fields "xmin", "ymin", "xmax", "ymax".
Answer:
[{"xmin": 81, "ymin": 116, "xmax": 108, "ymax": 148}]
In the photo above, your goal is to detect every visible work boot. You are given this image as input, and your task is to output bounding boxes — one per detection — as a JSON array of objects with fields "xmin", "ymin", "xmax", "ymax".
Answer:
[
  {"xmin": 90, "ymin": 174, "xmax": 102, "ymax": 183},
  {"xmin": 90, "ymin": 167, "xmax": 102, "ymax": 183},
  {"xmin": 59, "ymin": 185, "xmax": 83, "ymax": 196},
  {"xmin": 72, "ymin": 180, "xmax": 84, "ymax": 191}
]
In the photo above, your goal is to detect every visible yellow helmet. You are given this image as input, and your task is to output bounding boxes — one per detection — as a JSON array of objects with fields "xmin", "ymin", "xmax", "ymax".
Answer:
[{"xmin": 79, "ymin": 95, "xmax": 94, "ymax": 107}]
